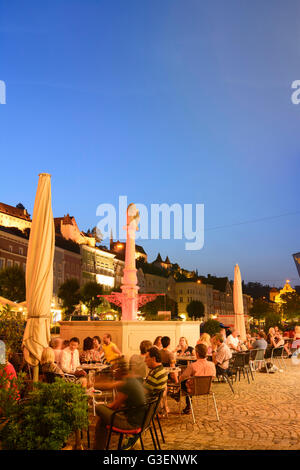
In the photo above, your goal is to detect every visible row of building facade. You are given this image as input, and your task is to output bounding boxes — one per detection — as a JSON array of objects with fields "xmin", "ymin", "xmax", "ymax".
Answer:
[{"xmin": 0, "ymin": 202, "xmax": 252, "ymax": 324}]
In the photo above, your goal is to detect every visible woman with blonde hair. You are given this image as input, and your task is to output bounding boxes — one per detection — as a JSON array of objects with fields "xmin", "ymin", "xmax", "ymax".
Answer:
[
  {"xmin": 197, "ymin": 333, "xmax": 212, "ymax": 355},
  {"xmin": 40, "ymin": 347, "xmax": 64, "ymax": 376}
]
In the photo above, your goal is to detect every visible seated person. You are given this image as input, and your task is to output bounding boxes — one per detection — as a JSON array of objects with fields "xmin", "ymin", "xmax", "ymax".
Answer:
[
  {"xmin": 197, "ymin": 333, "xmax": 212, "ymax": 356},
  {"xmin": 80, "ymin": 337, "xmax": 94, "ymax": 363},
  {"xmin": 50, "ymin": 337, "xmax": 63, "ymax": 366},
  {"xmin": 175, "ymin": 336, "xmax": 195, "ymax": 366},
  {"xmin": 160, "ymin": 336, "xmax": 177, "ymax": 384},
  {"xmin": 60, "ymin": 337, "xmax": 87, "ymax": 387},
  {"xmin": 40, "ymin": 347, "xmax": 64, "ymax": 378},
  {"xmin": 212, "ymin": 333, "xmax": 232, "ymax": 377},
  {"xmin": 177, "ymin": 344, "xmax": 216, "ymax": 414},
  {"xmin": 144, "ymin": 347, "xmax": 168, "ymax": 397},
  {"xmin": 226, "ymin": 329, "xmax": 241, "ymax": 352},
  {"xmin": 93, "ymin": 358, "xmax": 146, "ymax": 450},
  {"xmin": 160, "ymin": 336, "xmax": 176, "ymax": 367},
  {"xmin": 129, "ymin": 340, "xmax": 152, "ymax": 382},
  {"xmin": 153, "ymin": 336, "xmax": 162, "ymax": 350},
  {"xmin": 249, "ymin": 331, "xmax": 268, "ymax": 350},
  {"xmin": 92, "ymin": 336, "xmax": 105, "ymax": 363},
  {"xmin": 102, "ymin": 334, "xmax": 122, "ymax": 364}
]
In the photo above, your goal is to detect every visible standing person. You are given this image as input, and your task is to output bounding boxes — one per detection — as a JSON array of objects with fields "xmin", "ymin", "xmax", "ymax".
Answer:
[
  {"xmin": 93, "ymin": 358, "xmax": 146, "ymax": 450},
  {"xmin": 212, "ymin": 334, "xmax": 232, "ymax": 377},
  {"xmin": 102, "ymin": 334, "xmax": 122, "ymax": 364},
  {"xmin": 92, "ymin": 336, "xmax": 105, "ymax": 363}
]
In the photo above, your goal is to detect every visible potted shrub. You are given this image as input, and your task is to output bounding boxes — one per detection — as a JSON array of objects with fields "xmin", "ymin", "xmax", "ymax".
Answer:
[{"xmin": 0, "ymin": 377, "xmax": 88, "ymax": 450}]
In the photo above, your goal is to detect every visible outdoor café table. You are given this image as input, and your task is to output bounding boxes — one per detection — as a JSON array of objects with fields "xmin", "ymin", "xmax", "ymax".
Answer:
[
  {"xmin": 176, "ymin": 355, "xmax": 197, "ymax": 366},
  {"xmin": 81, "ymin": 363, "xmax": 110, "ymax": 373}
]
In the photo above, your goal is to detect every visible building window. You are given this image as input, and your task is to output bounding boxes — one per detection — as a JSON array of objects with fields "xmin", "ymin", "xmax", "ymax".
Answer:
[
  {"xmin": 180, "ymin": 297, "xmax": 183, "ymax": 303},
  {"xmin": 14, "ymin": 261, "xmax": 20, "ymax": 268},
  {"xmin": 7, "ymin": 259, "xmax": 13, "ymax": 268},
  {"xmin": 19, "ymin": 247, "xmax": 23, "ymax": 255},
  {"xmin": 0, "ymin": 258, "xmax": 4, "ymax": 270},
  {"xmin": 9, "ymin": 245, "xmax": 13, "ymax": 253}
]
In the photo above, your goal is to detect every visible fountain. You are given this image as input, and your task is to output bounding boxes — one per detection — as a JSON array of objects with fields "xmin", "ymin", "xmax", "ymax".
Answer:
[
  {"xmin": 59, "ymin": 203, "xmax": 201, "ymax": 357},
  {"xmin": 98, "ymin": 203, "xmax": 164, "ymax": 320}
]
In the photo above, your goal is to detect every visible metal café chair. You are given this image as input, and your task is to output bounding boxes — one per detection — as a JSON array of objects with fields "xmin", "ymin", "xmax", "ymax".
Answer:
[{"xmin": 181, "ymin": 376, "xmax": 219, "ymax": 424}]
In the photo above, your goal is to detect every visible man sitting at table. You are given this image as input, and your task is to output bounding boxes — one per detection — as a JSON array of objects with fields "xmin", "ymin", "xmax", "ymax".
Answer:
[
  {"xmin": 226, "ymin": 329, "xmax": 241, "ymax": 352},
  {"xmin": 60, "ymin": 337, "xmax": 87, "ymax": 387},
  {"xmin": 212, "ymin": 333, "xmax": 232, "ymax": 377},
  {"xmin": 144, "ymin": 347, "xmax": 168, "ymax": 396},
  {"xmin": 248, "ymin": 331, "xmax": 268, "ymax": 350},
  {"xmin": 93, "ymin": 358, "xmax": 146, "ymax": 450},
  {"xmin": 174, "ymin": 344, "xmax": 216, "ymax": 415}
]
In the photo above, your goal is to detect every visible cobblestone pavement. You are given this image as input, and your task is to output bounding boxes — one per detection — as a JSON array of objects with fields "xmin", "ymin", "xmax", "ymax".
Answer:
[{"xmin": 79, "ymin": 359, "xmax": 300, "ymax": 451}]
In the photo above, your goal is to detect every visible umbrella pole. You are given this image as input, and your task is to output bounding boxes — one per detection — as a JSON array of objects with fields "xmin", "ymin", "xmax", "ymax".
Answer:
[{"xmin": 33, "ymin": 365, "xmax": 39, "ymax": 382}]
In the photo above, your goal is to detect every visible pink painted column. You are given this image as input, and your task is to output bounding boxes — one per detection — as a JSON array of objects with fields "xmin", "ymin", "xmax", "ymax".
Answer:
[{"xmin": 121, "ymin": 203, "xmax": 140, "ymax": 320}]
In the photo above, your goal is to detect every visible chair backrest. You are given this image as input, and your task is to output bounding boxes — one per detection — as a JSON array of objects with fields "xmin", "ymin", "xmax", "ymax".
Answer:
[
  {"xmin": 186, "ymin": 376, "xmax": 212, "ymax": 396},
  {"xmin": 232, "ymin": 353, "xmax": 246, "ymax": 367},
  {"xmin": 271, "ymin": 346, "xmax": 284, "ymax": 358},
  {"xmin": 243, "ymin": 351, "xmax": 251, "ymax": 365},
  {"xmin": 251, "ymin": 349, "xmax": 265, "ymax": 361},
  {"xmin": 292, "ymin": 339, "xmax": 300, "ymax": 349},
  {"xmin": 142, "ymin": 394, "xmax": 162, "ymax": 430}
]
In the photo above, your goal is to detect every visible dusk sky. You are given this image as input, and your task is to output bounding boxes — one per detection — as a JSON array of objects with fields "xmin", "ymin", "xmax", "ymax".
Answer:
[{"xmin": 1, "ymin": 0, "xmax": 300, "ymax": 287}]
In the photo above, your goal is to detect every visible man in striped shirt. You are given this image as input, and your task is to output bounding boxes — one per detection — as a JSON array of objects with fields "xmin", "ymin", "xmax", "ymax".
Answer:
[{"xmin": 144, "ymin": 347, "xmax": 168, "ymax": 396}]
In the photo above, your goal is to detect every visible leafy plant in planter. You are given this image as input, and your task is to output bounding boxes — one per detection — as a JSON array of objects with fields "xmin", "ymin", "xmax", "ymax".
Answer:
[
  {"xmin": 1, "ymin": 379, "xmax": 89, "ymax": 450},
  {"xmin": 202, "ymin": 319, "xmax": 221, "ymax": 336}
]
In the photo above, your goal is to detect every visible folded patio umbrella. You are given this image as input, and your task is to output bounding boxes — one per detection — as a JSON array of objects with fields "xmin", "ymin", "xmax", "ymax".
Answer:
[
  {"xmin": 22, "ymin": 174, "xmax": 54, "ymax": 380},
  {"xmin": 233, "ymin": 264, "xmax": 247, "ymax": 342}
]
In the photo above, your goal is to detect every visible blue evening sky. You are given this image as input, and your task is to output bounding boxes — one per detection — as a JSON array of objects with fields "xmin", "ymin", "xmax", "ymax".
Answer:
[{"xmin": 1, "ymin": 0, "xmax": 299, "ymax": 287}]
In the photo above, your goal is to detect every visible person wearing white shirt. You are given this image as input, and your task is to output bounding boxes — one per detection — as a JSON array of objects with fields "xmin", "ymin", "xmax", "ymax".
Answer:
[
  {"xmin": 226, "ymin": 329, "xmax": 241, "ymax": 352},
  {"xmin": 60, "ymin": 337, "xmax": 88, "ymax": 387}
]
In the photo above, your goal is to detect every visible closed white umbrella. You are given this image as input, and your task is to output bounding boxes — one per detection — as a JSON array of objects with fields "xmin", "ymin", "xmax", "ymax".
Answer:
[
  {"xmin": 233, "ymin": 264, "xmax": 247, "ymax": 342},
  {"xmin": 22, "ymin": 173, "xmax": 55, "ymax": 381}
]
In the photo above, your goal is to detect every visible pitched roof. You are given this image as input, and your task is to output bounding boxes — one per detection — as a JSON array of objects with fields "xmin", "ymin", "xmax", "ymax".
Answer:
[
  {"xmin": 165, "ymin": 256, "xmax": 171, "ymax": 264},
  {"xmin": 0, "ymin": 202, "xmax": 31, "ymax": 222},
  {"xmin": 155, "ymin": 253, "xmax": 163, "ymax": 263}
]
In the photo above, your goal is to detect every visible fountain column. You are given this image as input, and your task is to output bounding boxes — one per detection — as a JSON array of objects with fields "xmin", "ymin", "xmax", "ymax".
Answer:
[{"xmin": 121, "ymin": 203, "xmax": 140, "ymax": 320}]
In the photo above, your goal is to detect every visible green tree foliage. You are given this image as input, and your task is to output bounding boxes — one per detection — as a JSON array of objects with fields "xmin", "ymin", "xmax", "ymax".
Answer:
[
  {"xmin": 1, "ymin": 379, "xmax": 88, "ymax": 450},
  {"xmin": 186, "ymin": 300, "xmax": 205, "ymax": 319},
  {"xmin": 140, "ymin": 295, "xmax": 178, "ymax": 319},
  {"xmin": 250, "ymin": 298, "xmax": 276, "ymax": 321},
  {"xmin": 80, "ymin": 281, "xmax": 104, "ymax": 316},
  {"xmin": 0, "ymin": 266, "xmax": 26, "ymax": 302},
  {"xmin": 280, "ymin": 292, "xmax": 300, "ymax": 321},
  {"xmin": 57, "ymin": 278, "xmax": 81, "ymax": 320},
  {"xmin": 202, "ymin": 319, "xmax": 221, "ymax": 336},
  {"xmin": 0, "ymin": 306, "xmax": 26, "ymax": 355},
  {"xmin": 264, "ymin": 311, "xmax": 283, "ymax": 332}
]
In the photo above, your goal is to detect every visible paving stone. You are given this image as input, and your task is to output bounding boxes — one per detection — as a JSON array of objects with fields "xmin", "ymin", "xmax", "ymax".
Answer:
[{"xmin": 71, "ymin": 359, "xmax": 300, "ymax": 450}]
